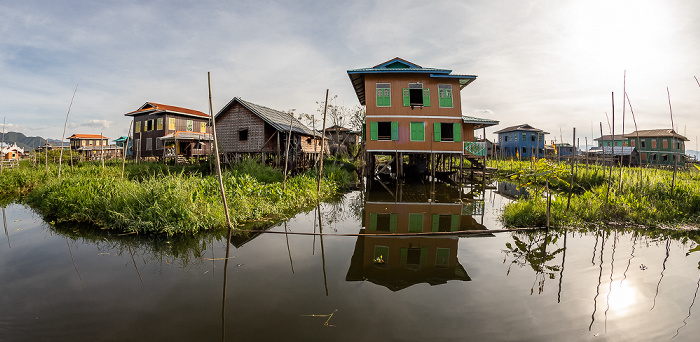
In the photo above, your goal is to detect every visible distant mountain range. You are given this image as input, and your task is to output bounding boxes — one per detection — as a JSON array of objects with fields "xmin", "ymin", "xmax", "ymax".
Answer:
[{"xmin": 0, "ymin": 132, "xmax": 65, "ymax": 151}]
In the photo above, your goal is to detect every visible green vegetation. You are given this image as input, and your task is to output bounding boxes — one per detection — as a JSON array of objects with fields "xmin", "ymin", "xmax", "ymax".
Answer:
[
  {"xmin": 1, "ymin": 160, "xmax": 353, "ymax": 235},
  {"xmin": 490, "ymin": 159, "xmax": 700, "ymax": 228}
]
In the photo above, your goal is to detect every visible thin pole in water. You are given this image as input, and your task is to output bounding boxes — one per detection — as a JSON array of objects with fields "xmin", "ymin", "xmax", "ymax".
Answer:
[
  {"xmin": 316, "ymin": 89, "xmax": 329, "ymax": 202},
  {"xmin": 121, "ymin": 121, "xmax": 132, "ymax": 180},
  {"xmin": 58, "ymin": 84, "xmax": 78, "ymax": 178},
  {"xmin": 208, "ymin": 72, "xmax": 233, "ymax": 230},
  {"xmin": 283, "ymin": 115, "xmax": 294, "ymax": 190}
]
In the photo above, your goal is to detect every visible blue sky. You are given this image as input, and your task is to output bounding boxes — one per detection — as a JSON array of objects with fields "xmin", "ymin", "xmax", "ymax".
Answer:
[{"xmin": 2, "ymin": 0, "xmax": 699, "ymax": 150}]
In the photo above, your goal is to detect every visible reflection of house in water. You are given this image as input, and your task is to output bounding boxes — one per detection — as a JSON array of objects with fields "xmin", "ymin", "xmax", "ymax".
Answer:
[
  {"xmin": 496, "ymin": 181, "xmax": 529, "ymax": 200},
  {"xmin": 346, "ymin": 192, "xmax": 488, "ymax": 291}
]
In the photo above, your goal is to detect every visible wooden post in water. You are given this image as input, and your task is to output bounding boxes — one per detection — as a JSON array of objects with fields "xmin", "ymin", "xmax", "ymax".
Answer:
[
  {"xmin": 100, "ymin": 132, "xmax": 105, "ymax": 170},
  {"xmin": 667, "ymin": 87, "xmax": 677, "ymax": 191},
  {"xmin": 58, "ymin": 84, "xmax": 78, "ymax": 178},
  {"xmin": 121, "ymin": 121, "xmax": 132, "ymax": 180},
  {"xmin": 208, "ymin": 72, "xmax": 233, "ymax": 230},
  {"xmin": 316, "ymin": 89, "xmax": 329, "ymax": 202},
  {"xmin": 283, "ymin": 115, "xmax": 294, "ymax": 190},
  {"xmin": 606, "ymin": 93, "xmax": 615, "ymax": 205},
  {"xmin": 567, "ymin": 127, "xmax": 575, "ymax": 211},
  {"xmin": 618, "ymin": 71, "xmax": 626, "ymax": 192},
  {"xmin": 0, "ymin": 117, "xmax": 5, "ymax": 174}
]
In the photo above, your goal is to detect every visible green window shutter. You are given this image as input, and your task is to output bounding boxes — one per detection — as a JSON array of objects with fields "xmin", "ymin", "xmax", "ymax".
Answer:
[
  {"xmin": 451, "ymin": 215, "xmax": 459, "ymax": 232},
  {"xmin": 408, "ymin": 213, "xmax": 423, "ymax": 233},
  {"xmin": 376, "ymin": 88, "xmax": 383, "ymax": 106},
  {"xmin": 432, "ymin": 214, "xmax": 439, "ymax": 232},
  {"xmin": 402, "ymin": 88, "xmax": 410, "ymax": 106},
  {"xmin": 410, "ymin": 122, "xmax": 424, "ymax": 141},
  {"xmin": 420, "ymin": 247, "xmax": 429, "ymax": 266},
  {"xmin": 445, "ymin": 89, "xmax": 453, "ymax": 107},
  {"xmin": 423, "ymin": 89, "xmax": 430, "ymax": 107},
  {"xmin": 390, "ymin": 213, "xmax": 397, "ymax": 232},
  {"xmin": 370, "ymin": 122, "xmax": 378, "ymax": 141},
  {"xmin": 400, "ymin": 248, "xmax": 408, "ymax": 264},
  {"xmin": 453, "ymin": 123, "xmax": 461, "ymax": 142},
  {"xmin": 384, "ymin": 89, "xmax": 391, "ymax": 107},
  {"xmin": 369, "ymin": 213, "xmax": 377, "ymax": 230},
  {"xmin": 434, "ymin": 122, "xmax": 441, "ymax": 142},
  {"xmin": 391, "ymin": 121, "xmax": 399, "ymax": 141}
]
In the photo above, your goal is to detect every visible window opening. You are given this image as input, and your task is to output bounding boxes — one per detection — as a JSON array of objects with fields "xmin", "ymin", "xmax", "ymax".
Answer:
[{"xmin": 239, "ymin": 129, "xmax": 249, "ymax": 141}]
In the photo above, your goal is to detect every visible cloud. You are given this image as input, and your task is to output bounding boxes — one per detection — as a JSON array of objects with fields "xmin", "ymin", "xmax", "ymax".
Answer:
[{"xmin": 69, "ymin": 120, "xmax": 113, "ymax": 130}]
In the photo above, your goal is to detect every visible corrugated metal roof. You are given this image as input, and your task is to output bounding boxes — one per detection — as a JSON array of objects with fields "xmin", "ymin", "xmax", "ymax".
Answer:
[
  {"xmin": 623, "ymin": 129, "xmax": 688, "ymax": 141},
  {"xmin": 589, "ymin": 146, "xmax": 637, "ymax": 156},
  {"xmin": 493, "ymin": 124, "xmax": 548, "ymax": 134},
  {"xmin": 125, "ymin": 102, "xmax": 209, "ymax": 119},
  {"xmin": 68, "ymin": 134, "xmax": 108, "ymax": 140},
  {"xmin": 593, "ymin": 134, "xmax": 625, "ymax": 141},
  {"xmin": 462, "ymin": 116, "xmax": 499, "ymax": 129},
  {"xmin": 215, "ymin": 97, "xmax": 321, "ymax": 137},
  {"xmin": 158, "ymin": 131, "xmax": 213, "ymax": 141}
]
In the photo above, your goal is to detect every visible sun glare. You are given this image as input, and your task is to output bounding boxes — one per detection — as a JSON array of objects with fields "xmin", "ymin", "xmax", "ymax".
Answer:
[{"xmin": 607, "ymin": 280, "xmax": 639, "ymax": 316}]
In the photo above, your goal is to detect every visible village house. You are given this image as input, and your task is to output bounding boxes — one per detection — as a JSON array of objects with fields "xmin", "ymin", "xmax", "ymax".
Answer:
[
  {"xmin": 325, "ymin": 125, "xmax": 361, "ymax": 156},
  {"xmin": 624, "ymin": 129, "xmax": 688, "ymax": 166},
  {"xmin": 594, "ymin": 134, "xmax": 626, "ymax": 147},
  {"xmin": 114, "ymin": 136, "xmax": 133, "ymax": 157},
  {"xmin": 347, "ymin": 57, "xmax": 498, "ymax": 178},
  {"xmin": 124, "ymin": 102, "xmax": 213, "ymax": 162},
  {"xmin": 67, "ymin": 134, "xmax": 122, "ymax": 160},
  {"xmin": 214, "ymin": 97, "xmax": 326, "ymax": 170},
  {"xmin": 1, "ymin": 142, "xmax": 23, "ymax": 160},
  {"xmin": 494, "ymin": 124, "xmax": 547, "ymax": 159}
]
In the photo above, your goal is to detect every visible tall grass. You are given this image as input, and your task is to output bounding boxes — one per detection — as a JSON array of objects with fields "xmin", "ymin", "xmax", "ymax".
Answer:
[
  {"xmin": 3, "ymin": 161, "xmax": 351, "ymax": 235},
  {"xmin": 495, "ymin": 159, "xmax": 700, "ymax": 227}
]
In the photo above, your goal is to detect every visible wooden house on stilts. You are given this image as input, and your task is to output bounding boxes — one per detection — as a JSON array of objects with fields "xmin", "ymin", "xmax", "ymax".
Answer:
[
  {"xmin": 347, "ymin": 57, "xmax": 499, "ymax": 181},
  {"xmin": 124, "ymin": 102, "xmax": 213, "ymax": 163},
  {"xmin": 214, "ymin": 97, "xmax": 326, "ymax": 171}
]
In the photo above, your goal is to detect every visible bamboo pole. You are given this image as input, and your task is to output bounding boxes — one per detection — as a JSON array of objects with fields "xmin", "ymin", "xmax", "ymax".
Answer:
[
  {"xmin": 0, "ymin": 117, "xmax": 5, "ymax": 174},
  {"xmin": 121, "ymin": 121, "xmax": 133, "ymax": 180},
  {"xmin": 667, "ymin": 87, "xmax": 677, "ymax": 191},
  {"xmin": 619, "ymin": 71, "xmax": 626, "ymax": 192},
  {"xmin": 100, "ymin": 132, "xmax": 105, "ymax": 170},
  {"xmin": 606, "ymin": 93, "xmax": 614, "ymax": 204},
  {"xmin": 208, "ymin": 72, "xmax": 233, "ymax": 230},
  {"xmin": 58, "ymin": 84, "xmax": 78, "ymax": 178},
  {"xmin": 567, "ymin": 127, "xmax": 575, "ymax": 211},
  {"xmin": 283, "ymin": 115, "xmax": 294, "ymax": 190},
  {"xmin": 625, "ymin": 93, "xmax": 641, "ymax": 184},
  {"xmin": 316, "ymin": 89, "xmax": 329, "ymax": 202}
]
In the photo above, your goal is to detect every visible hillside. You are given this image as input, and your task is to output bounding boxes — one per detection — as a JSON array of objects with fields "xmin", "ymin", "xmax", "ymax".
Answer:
[{"xmin": 0, "ymin": 132, "xmax": 61, "ymax": 151}]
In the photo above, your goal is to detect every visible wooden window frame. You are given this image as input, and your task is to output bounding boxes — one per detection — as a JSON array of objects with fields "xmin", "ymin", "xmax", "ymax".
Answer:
[
  {"xmin": 376, "ymin": 83, "xmax": 391, "ymax": 107},
  {"xmin": 410, "ymin": 122, "xmax": 425, "ymax": 142},
  {"xmin": 157, "ymin": 118, "xmax": 163, "ymax": 130},
  {"xmin": 438, "ymin": 84, "xmax": 453, "ymax": 108},
  {"xmin": 168, "ymin": 118, "xmax": 176, "ymax": 130}
]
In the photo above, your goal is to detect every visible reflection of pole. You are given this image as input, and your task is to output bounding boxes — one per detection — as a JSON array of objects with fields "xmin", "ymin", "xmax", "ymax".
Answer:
[
  {"xmin": 589, "ymin": 232, "xmax": 605, "ymax": 331},
  {"xmin": 66, "ymin": 237, "xmax": 88, "ymax": 294},
  {"xmin": 604, "ymin": 230, "xmax": 617, "ymax": 332},
  {"xmin": 652, "ymin": 237, "xmax": 671, "ymax": 310},
  {"xmin": 221, "ymin": 223, "xmax": 233, "ymax": 341},
  {"xmin": 3, "ymin": 207, "xmax": 9, "ymax": 248},
  {"xmin": 317, "ymin": 205, "xmax": 329, "ymax": 296},
  {"xmin": 285, "ymin": 221, "xmax": 295, "ymax": 273},
  {"xmin": 621, "ymin": 235, "xmax": 636, "ymax": 285},
  {"xmin": 557, "ymin": 231, "xmax": 567, "ymax": 303},
  {"xmin": 128, "ymin": 246, "xmax": 143, "ymax": 282},
  {"xmin": 672, "ymin": 273, "xmax": 700, "ymax": 339}
]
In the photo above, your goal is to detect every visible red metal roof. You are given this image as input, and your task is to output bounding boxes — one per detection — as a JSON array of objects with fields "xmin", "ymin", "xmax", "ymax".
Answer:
[
  {"xmin": 125, "ymin": 102, "xmax": 209, "ymax": 118},
  {"xmin": 67, "ymin": 134, "xmax": 108, "ymax": 140}
]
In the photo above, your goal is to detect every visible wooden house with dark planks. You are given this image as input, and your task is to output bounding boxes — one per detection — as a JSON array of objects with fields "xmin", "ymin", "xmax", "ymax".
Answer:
[
  {"xmin": 347, "ymin": 57, "xmax": 499, "ymax": 181},
  {"xmin": 214, "ymin": 97, "xmax": 326, "ymax": 171},
  {"xmin": 67, "ymin": 133, "xmax": 122, "ymax": 160},
  {"xmin": 124, "ymin": 102, "xmax": 213, "ymax": 163}
]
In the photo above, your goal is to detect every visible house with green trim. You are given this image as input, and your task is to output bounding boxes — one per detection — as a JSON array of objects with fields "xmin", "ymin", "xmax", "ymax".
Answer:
[
  {"xmin": 347, "ymin": 57, "xmax": 498, "ymax": 178},
  {"xmin": 623, "ymin": 129, "xmax": 688, "ymax": 166},
  {"xmin": 594, "ymin": 134, "xmax": 626, "ymax": 147}
]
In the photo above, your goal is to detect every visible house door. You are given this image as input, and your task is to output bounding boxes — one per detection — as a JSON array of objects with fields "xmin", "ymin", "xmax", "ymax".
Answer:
[{"xmin": 178, "ymin": 141, "xmax": 190, "ymax": 156}]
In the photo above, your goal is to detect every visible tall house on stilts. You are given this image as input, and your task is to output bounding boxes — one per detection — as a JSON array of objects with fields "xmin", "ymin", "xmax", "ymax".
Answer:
[{"xmin": 347, "ymin": 57, "xmax": 498, "ymax": 179}]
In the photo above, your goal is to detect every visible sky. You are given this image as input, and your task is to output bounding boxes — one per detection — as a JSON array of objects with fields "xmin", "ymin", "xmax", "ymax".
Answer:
[{"xmin": 1, "ymin": 0, "xmax": 700, "ymax": 150}]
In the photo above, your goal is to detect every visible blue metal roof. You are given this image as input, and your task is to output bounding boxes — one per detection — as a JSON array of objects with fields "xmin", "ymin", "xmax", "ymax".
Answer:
[{"xmin": 347, "ymin": 57, "xmax": 477, "ymax": 105}]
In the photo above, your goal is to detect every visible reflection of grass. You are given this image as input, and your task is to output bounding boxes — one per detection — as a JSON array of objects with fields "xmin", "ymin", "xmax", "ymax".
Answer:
[
  {"xmin": 2, "ymin": 162, "xmax": 352, "ymax": 235},
  {"xmin": 491, "ymin": 159, "xmax": 700, "ymax": 227}
]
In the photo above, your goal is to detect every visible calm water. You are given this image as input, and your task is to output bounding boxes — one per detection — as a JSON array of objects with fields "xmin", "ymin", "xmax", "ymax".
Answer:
[{"xmin": 1, "ymin": 182, "xmax": 700, "ymax": 341}]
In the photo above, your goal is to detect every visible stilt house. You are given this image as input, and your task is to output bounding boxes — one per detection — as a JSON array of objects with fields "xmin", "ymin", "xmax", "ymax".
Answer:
[
  {"xmin": 623, "ymin": 129, "xmax": 688, "ymax": 166},
  {"xmin": 124, "ymin": 102, "xmax": 213, "ymax": 162},
  {"xmin": 347, "ymin": 57, "xmax": 499, "ymax": 179},
  {"xmin": 494, "ymin": 124, "xmax": 548, "ymax": 159},
  {"xmin": 214, "ymin": 97, "xmax": 326, "ymax": 169},
  {"xmin": 68, "ymin": 134, "xmax": 122, "ymax": 160}
]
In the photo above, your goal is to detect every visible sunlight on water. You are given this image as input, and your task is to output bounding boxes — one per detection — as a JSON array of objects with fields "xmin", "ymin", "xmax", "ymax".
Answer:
[{"xmin": 608, "ymin": 280, "xmax": 639, "ymax": 317}]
